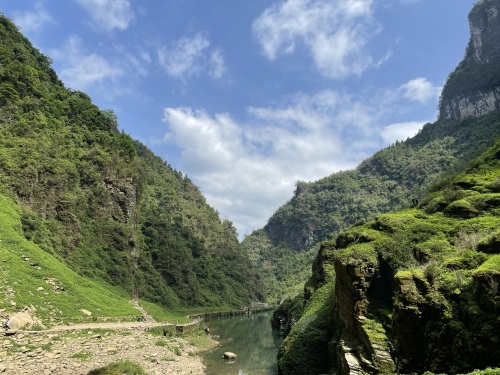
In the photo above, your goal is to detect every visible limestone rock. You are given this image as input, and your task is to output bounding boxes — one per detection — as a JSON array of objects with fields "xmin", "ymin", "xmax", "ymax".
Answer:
[
  {"xmin": 9, "ymin": 312, "xmax": 33, "ymax": 330},
  {"xmin": 439, "ymin": 0, "xmax": 500, "ymax": 120}
]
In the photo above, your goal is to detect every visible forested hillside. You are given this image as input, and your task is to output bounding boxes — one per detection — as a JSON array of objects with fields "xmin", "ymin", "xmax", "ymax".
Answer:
[
  {"xmin": 271, "ymin": 0, "xmax": 500, "ymax": 373},
  {"xmin": 0, "ymin": 13, "xmax": 264, "ymax": 318},
  {"xmin": 244, "ymin": 107, "xmax": 500, "ymax": 301},
  {"xmin": 277, "ymin": 138, "xmax": 500, "ymax": 375},
  {"xmin": 243, "ymin": 0, "xmax": 500, "ymax": 302}
]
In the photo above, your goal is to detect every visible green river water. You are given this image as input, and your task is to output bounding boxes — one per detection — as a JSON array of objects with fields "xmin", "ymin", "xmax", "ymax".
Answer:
[{"xmin": 202, "ymin": 312, "xmax": 282, "ymax": 375}]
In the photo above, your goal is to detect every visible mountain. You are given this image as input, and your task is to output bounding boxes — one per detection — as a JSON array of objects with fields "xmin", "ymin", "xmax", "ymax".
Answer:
[
  {"xmin": 0, "ymin": 12, "xmax": 264, "ymax": 323},
  {"xmin": 278, "ymin": 139, "xmax": 500, "ymax": 374},
  {"xmin": 272, "ymin": 0, "xmax": 500, "ymax": 373},
  {"xmin": 439, "ymin": 0, "xmax": 500, "ymax": 119},
  {"xmin": 242, "ymin": 0, "xmax": 500, "ymax": 304}
]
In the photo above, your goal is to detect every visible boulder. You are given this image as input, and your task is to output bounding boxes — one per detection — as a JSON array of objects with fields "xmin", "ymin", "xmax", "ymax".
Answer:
[
  {"xmin": 223, "ymin": 351, "xmax": 237, "ymax": 359},
  {"xmin": 9, "ymin": 312, "xmax": 33, "ymax": 330}
]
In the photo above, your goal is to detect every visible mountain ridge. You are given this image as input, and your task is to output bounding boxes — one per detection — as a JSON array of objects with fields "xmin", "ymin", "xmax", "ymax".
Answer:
[
  {"xmin": 0, "ymin": 12, "xmax": 265, "ymax": 325},
  {"xmin": 271, "ymin": 0, "xmax": 500, "ymax": 373}
]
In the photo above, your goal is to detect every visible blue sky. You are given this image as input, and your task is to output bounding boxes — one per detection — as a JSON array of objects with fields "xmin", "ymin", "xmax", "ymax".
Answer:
[{"xmin": 2, "ymin": 0, "xmax": 477, "ymax": 238}]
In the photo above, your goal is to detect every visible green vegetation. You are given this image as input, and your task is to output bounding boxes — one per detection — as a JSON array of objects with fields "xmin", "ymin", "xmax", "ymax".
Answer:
[
  {"xmin": 243, "ymin": 111, "xmax": 500, "ymax": 301},
  {"xmin": 277, "ymin": 281, "xmax": 335, "ymax": 375},
  {"xmin": 88, "ymin": 360, "xmax": 148, "ymax": 375},
  {"xmin": 0, "ymin": 12, "xmax": 264, "ymax": 323},
  {"xmin": 71, "ymin": 351, "xmax": 92, "ymax": 361},
  {"xmin": 278, "ymin": 139, "xmax": 500, "ymax": 374},
  {"xmin": 0, "ymin": 194, "xmax": 138, "ymax": 322}
]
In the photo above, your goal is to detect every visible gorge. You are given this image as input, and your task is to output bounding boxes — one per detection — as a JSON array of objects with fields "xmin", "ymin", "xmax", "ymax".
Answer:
[{"xmin": 0, "ymin": 0, "xmax": 500, "ymax": 374}]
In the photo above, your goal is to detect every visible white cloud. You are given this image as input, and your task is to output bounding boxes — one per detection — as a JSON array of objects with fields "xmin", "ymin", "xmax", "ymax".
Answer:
[
  {"xmin": 157, "ymin": 33, "xmax": 226, "ymax": 80},
  {"xmin": 209, "ymin": 49, "xmax": 227, "ymax": 79},
  {"xmin": 252, "ymin": 0, "xmax": 380, "ymax": 79},
  {"xmin": 381, "ymin": 121, "xmax": 426, "ymax": 145},
  {"xmin": 157, "ymin": 90, "xmax": 394, "ymax": 238},
  {"xmin": 12, "ymin": 2, "xmax": 55, "ymax": 34},
  {"xmin": 50, "ymin": 36, "xmax": 124, "ymax": 90},
  {"xmin": 75, "ymin": 0, "xmax": 134, "ymax": 31},
  {"xmin": 400, "ymin": 77, "xmax": 442, "ymax": 103}
]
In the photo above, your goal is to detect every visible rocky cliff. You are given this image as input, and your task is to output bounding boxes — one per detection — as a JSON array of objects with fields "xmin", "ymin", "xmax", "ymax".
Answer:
[{"xmin": 439, "ymin": 0, "xmax": 500, "ymax": 119}]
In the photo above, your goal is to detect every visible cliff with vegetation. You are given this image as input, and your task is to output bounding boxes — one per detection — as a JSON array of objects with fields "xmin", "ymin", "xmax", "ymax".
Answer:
[
  {"xmin": 439, "ymin": 0, "xmax": 500, "ymax": 119},
  {"xmin": 0, "ymin": 13, "xmax": 264, "ymax": 324},
  {"xmin": 278, "ymin": 140, "xmax": 500, "ymax": 374},
  {"xmin": 243, "ymin": 0, "xmax": 500, "ymax": 301},
  {"xmin": 273, "ymin": 1, "xmax": 500, "ymax": 373}
]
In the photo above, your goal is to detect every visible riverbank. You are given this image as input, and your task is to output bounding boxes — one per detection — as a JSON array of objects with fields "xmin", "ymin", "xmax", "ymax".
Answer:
[{"xmin": 0, "ymin": 325, "xmax": 219, "ymax": 374}]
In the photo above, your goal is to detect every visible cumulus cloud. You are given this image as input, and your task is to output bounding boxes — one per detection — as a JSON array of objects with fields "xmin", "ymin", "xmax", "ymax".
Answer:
[
  {"xmin": 157, "ymin": 90, "xmax": 394, "ymax": 237},
  {"xmin": 157, "ymin": 33, "xmax": 226, "ymax": 80},
  {"xmin": 252, "ymin": 0, "xmax": 380, "ymax": 79},
  {"xmin": 12, "ymin": 2, "xmax": 55, "ymax": 34},
  {"xmin": 400, "ymin": 77, "xmax": 442, "ymax": 103},
  {"xmin": 381, "ymin": 121, "xmax": 426, "ymax": 145},
  {"xmin": 50, "ymin": 36, "xmax": 124, "ymax": 90},
  {"xmin": 75, "ymin": 0, "xmax": 134, "ymax": 31}
]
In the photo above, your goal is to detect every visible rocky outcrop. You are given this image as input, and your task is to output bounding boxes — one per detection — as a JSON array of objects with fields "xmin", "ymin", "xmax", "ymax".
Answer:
[
  {"xmin": 439, "ymin": 87, "xmax": 500, "ymax": 119},
  {"xmin": 333, "ymin": 258, "xmax": 394, "ymax": 375},
  {"xmin": 465, "ymin": 0, "xmax": 500, "ymax": 65},
  {"xmin": 439, "ymin": 0, "xmax": 500, "ymax": 120}
]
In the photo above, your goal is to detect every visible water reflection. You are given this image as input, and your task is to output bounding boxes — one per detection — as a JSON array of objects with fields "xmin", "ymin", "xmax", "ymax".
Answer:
[{"xmin": 203, "ymin": 313, "xmax": 281, "ymax": 375}]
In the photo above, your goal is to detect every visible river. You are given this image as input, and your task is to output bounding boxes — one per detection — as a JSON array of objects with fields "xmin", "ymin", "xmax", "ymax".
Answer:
[{"xmin": 202, "ymin": 312, "xmax": 282, "ymax": 375}]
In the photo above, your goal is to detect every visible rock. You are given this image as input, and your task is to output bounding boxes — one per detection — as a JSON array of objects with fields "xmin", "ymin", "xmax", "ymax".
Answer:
[
  {"xmin": 9, "ymin": 312, "xmax": 33, "ymax": 330},
  {"xmin": 223, "ymin": 351, "xmax": 237, "ymax": 359},
  {"xmin": 439, "ymin": 0, "xmax": 500, "ymax": 120},
  {"xmin": 80, "ymin": 309, "xmax": 92, "ymax": 316}
]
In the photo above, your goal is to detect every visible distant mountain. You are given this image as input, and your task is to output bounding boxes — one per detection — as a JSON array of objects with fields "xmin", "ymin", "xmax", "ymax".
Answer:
[
  {"xmin": 243, "ymin": 0, "xmax": 500, "ymax": 303},
  {"xmin": 0, "ymin": 13, "xmax": 264, "ymax": 322}
]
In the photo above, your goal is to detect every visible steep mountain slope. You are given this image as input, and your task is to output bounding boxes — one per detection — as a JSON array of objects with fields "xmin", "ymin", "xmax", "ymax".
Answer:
[
  {"xmin": 0, "ymin": 194, "xmax": 139, "ymax": 325},
  {"xmin": 274, "ymin": 0, "xmax": 500, "ymax": 373},
  {"xmin": 278, "ymin": 139, "xmax": 500, "ymax": 375},
  {"xmin": 243, "ymin": 0, "xmax": 500, "ymax": 303},
  {"xmin": 0, "ymin": 13, "xmax": 264, "ymax": 318},
  {"xmin": 439, "ymin": 0, "xmax": 500, "ymax": 119}
]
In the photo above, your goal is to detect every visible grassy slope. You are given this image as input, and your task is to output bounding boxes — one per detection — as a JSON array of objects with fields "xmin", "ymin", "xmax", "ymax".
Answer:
[{"xmin": 0, "ymin": 193, "xmax": 140, "ymax": 323}]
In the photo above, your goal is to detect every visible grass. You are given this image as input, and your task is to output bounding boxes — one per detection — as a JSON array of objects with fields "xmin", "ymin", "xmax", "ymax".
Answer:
[
  {"xmin": 70, "ymin": 351, "xmax": 92, "ymax": 360},
  {"xmin": 0, "ymin": 194, "xmax": 140, "ymax": 324},
  {"xmin": 474, "ymin": 254, "xmax": 500, "ymax": 275},
  {"xmin": 87, "ymin": 360, "xmax": 148, "ymax": 375},
  {"xmin": 139, "ymin": 299, "xmax": 190, "ymax": 324},
  {"xmin": 186, "ymin": 332, "xmax": 217, "ymax": 351}
]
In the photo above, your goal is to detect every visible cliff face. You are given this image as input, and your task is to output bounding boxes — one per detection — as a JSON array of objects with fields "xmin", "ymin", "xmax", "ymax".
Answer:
[{"xmin": 439, "ymin": 0, "xmax": 500, "ymax": 120}]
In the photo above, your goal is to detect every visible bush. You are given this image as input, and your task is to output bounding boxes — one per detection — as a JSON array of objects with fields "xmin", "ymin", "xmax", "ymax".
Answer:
[{"xmin": 87, "ymin": 360, "xmax": 148, "ymax": 375}]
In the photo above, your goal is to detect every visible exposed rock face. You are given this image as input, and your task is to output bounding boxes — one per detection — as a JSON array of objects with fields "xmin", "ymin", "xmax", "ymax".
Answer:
[
  {"xmin": 333, "ymin": 258, "xmax": 394, "ymax": 375},
  {"xmin": 465, "ymin": 0, "xmax": 500, "ymax": 65},
  {"xmin": 439, "ymin": 0, "xmax": 500, "ymax": 120},
  {"xmin": 439, "ymin": 87, "xmax": 500, "ymax": 120},
  {"xmin": 223, "ymin": 351, "xmax": 237, "ymax": 359}
]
